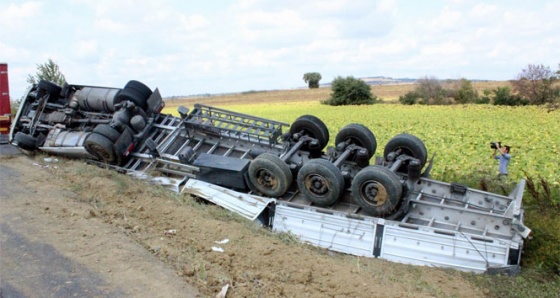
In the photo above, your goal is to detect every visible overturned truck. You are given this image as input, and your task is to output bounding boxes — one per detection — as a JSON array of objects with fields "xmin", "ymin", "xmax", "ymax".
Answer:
[{"xmin": 10, "ymin": 80, "xmax": 530, "ymax": 274}]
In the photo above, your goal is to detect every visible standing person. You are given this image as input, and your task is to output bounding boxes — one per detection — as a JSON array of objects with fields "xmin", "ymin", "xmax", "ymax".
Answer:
[{"xmin": 492, "ymin": 142, "xmax": 511, "ymax": 179}]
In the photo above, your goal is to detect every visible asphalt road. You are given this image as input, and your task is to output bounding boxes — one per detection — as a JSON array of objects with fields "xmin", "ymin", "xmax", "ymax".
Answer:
[
  {"xmin": 0, "ymin": 143, "xmax": 19, "ymax": 156},
  {"xmin": 0, "ymin": 144, "xmax": 198, "ymax": 297},
  {"xmin": 0, "ymin": 145, "xmax": 119, "ymax": 297},
  {"xmin": 1, "ymin": 216, "xmax": 122, "ymax": 297}
]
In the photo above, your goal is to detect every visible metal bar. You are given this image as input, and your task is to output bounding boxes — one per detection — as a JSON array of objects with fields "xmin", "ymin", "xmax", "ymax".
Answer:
[{"xmin": 193, "ymin": 103, "xmax": 289, "ymax": 126}]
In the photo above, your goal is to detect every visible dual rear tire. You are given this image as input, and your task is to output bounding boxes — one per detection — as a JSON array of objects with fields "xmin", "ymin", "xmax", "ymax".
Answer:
[
  {"xmin": 116, "ymin": 80, "xmax": 152, "ymax": 111},
  {"xmin": 84, "ymin": 125, "xmax": 122, "ymax": 164}
]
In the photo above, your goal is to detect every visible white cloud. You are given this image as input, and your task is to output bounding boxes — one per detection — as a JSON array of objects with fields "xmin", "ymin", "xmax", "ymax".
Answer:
[
  {"xmin": 0, "ymin": 1, "xmax": 41, "ymax": 26},
  {"xmin": 2, "ymin": 0, "xmax": 559, "ymax": 98}
]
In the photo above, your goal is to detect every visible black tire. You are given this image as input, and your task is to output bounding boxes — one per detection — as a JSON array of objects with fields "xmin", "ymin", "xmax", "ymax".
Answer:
[
  {"xmin": 14, "ymin": 132, "xmax": 38, "ymax": 150},
  {"xmin": 93, "ymin": 124, "xmax": 121, "ymax": 142},
  {"xmin": 124, "ymin": 80, "xmax": 152, "ymax": 100},
  {"xmin": 84, "ymin": 133, "xmax": 116, "ymax": 163},
  {"xmin": 335, "ymin": 123, "xmax": 377, "ymax": 159},
  {"xmin": 351, "ymin": 165, "xmax": 403, "ymax": 217},
  {"xmin": 248, "ymin": 153, "xmax": 292, "ymax": 197},
  {"xmin": 383, "ymin": 133, "xmax": 428, "ymax": 172},
  {"xmin": 116, "ymin": 89, "xmax": 148, "ymax": 110},
  {"xmin": 297, "ymin": 158, "xmax": 344, "ymax": 206},
  {"xmin": 289, "ymin": 115, "xmax": 329, "ymax": 150}
]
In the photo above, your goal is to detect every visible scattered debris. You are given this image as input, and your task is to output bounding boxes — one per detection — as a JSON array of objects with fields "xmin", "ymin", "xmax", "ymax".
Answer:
[
  {"xmin": 211, "ymin": 246, "xmax": 224, "ymax": 253},
  {"xmin": 32, "ymin": 162, "xmax": 58, "ymax": 169},
  {"xmin": 215, "ymin": 284, "xmax": 229, "ymax": 298},
  {"xmin": 164, "ymin": 229, "xmax": 177, "ymax": 236}
]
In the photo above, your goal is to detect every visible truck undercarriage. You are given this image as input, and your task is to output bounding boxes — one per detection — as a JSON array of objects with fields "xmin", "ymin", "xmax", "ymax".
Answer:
[{"xmin": 10, "ymin": 80, "xmax": 530, "ymax": 274}]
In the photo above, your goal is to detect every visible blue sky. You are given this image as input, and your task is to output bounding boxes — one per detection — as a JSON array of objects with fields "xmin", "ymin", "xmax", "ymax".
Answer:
[{"xmin": 1, "ymin": 0, "xmax": 558, "ymax": 98}]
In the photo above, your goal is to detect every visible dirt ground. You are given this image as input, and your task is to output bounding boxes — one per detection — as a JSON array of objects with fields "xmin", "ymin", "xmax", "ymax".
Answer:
[{"xmin": 0, "ymin": 151, "xmax": 486, "ymax": 297}]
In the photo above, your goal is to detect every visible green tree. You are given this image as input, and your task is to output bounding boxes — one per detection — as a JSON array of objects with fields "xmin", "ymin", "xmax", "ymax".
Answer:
[
  {"xmin": 511, "ymin": 64, "xmax": 558, "ymax": 105},
  {"xmin": 450, "ymin": 78, "xmax": 479, "ymax": 104},
  {"xmin": 398, "ymin": 91, "xmax": 422, "ymax": 105},
  {"xmin": 322, "ymin": 76, "xmax": 377, "ymax": 106},
  {"xmin": 27, "ymin": 58, "xmax": 66, "ymax": 86},
  {"xmin": 303, "ymin": 72, "xmax": 322, "ymax": 89},
  {"xmin": 492, "ymin": 86, "xmax": 527, "ymax": 106},
  {"xmin": 476, "ymin": 89, "xmax": 492, "ymax": 104}
]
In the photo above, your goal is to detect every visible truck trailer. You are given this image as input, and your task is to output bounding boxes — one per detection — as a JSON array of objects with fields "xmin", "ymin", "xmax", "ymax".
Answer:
[
  {"xmin": 0, "ymin": 63, "xmax": 11, "ymax": 144},
  {"xmin": 9, "ymin": 79, "xmax": 530, "ymax": 274}
]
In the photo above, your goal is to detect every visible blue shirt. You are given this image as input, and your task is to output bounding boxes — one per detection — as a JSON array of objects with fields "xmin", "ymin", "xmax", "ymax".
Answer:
[{"xmin": 495, "ymin": 153, "xmax": 511, "ymax": 174}]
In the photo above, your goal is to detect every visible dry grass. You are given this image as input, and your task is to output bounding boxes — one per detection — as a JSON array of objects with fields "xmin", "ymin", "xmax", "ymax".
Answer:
[{"xmin": 164, "ymin": 81, "xmax": 511, "ymax": 109}]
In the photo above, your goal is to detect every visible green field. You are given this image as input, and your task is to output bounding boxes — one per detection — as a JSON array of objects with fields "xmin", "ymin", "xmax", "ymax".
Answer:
[{"xmin": 163, "ymin": 102, "xmax": 560, "ymax": 189}]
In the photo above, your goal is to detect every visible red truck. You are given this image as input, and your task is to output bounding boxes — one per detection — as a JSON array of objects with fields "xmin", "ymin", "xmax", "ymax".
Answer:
[{"xmin": 0, "ymin": 63, "xmax": 11, "ymax": 143}]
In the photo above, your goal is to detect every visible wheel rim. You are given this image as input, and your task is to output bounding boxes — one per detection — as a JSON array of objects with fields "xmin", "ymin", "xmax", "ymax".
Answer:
[
  {"xmin": 304, "ymin": 174, "xmax": 329, "ymax": 196},
  {"xmin": 358, "ymin": 179, "xmax": 388, "ymax": 207},
  {"xmin": 255, "ymin": 168, "xmax": 279, "ymax": 190},
  {"xmin": 343, "ymin": 136, "xmax": 364, "ymax": 147},
  {"xmin": 395, "ymin": 146, "xmax": 414, "ymax": 157},
  {"xmin": 88, "ymin": 143, "xmax": 112, "ymax": 161}
]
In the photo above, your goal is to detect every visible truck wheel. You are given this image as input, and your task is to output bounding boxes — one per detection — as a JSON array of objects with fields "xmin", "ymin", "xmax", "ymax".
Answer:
[
  {"xmin": 335, "ymin": 123, "xmax": 377, "ymax": 159},
  {"xmin": 297, "ymin": 158, "xmax": 344, "ymax": 206},
  {"xmin": 383, "ymin": 133, "xmax": 428, "ymax": 172},
  {"xmin": 37, "ymin": 80, "xmax": 62, "ymax": 96},
  {"xmin": 124, "ymin": 80, "xmax": 152, "ymax": 100},
  {"xmin": 117, "ymin": 80, "xmax": 152, "ymax": 111},
  {"xmin": 289, "ymin": 115, "xmax": 329, "ymax": 150},
  {"xmin": 248, "ymin": 153, "xmax": 292, "ymax": 197},
  {"xmin": 116, "ymin": 89, "xmax": 148, "ymax": 111},
  {"xmin": 14, "ymin": 132, "xmax": 38, "ymax": 150},
  {"xmin": 84, "ymin": 133, "xmax": 116, "ymax": 163},
  {"xmin": 351, "ymin": 166, "xmax": 403, "ymax": 217},
  {"xmin": 93, "ymin": 124, "xmax": 121, "ymax": 142}
]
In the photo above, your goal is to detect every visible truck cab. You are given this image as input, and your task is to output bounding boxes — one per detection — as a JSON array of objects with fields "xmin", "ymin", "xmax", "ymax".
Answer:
[{"xmin": 9, "ymin": 79, "xmax": 164, "ymax": 165}]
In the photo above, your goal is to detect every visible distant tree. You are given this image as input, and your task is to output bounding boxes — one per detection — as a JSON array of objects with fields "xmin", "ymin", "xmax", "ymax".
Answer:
[
  {"xmin": 398, "ymin": 76, "xmax": 450, "ymax": 105},
  {"xmin": 27, "ymin": 58, "xmax": 66, "ymax": 86},
  {"xmin": 476, "ymin": 89, "xmax": 492, "ymax": 104},
  {"xmin": 416, "ymin": 76, "xmax": 447, "ymax": 104},
  {"xmin": 303, "ymin": 72, "xmax": 322, "ymax": 89},
  {"xmin": 322, "ymin": 76, "xmax": 377, "ymax": 106},
  {"xmin": 398, "ymin": 91, "xmax": 422, "ymax": 105},
  {"xmin": 10, "ymin": 98, "xmax": 21, "ymax": 118},
  {"xmin": 511, "ymin": 64, "xmax": 558, "ymax": 105},
  {"xmin": 492, "ymin": 86, "xmax": 528, "ymax": 106},
  {"xmin": 450, "ymin": 78, "xmax": 479, "ymax": 104},
  {"xmin": 549, "ymin": 63, "xmax": 560, "ymax": 110}
]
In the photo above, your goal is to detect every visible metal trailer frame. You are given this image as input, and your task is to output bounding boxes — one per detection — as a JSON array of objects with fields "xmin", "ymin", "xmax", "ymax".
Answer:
[
  {"xmin": 100, "ymin": 104, "xmax": 529, "ymax": 274},
  {"xmin": 179, "ymin": 177, "xmax": 526, "ymax": 274}
]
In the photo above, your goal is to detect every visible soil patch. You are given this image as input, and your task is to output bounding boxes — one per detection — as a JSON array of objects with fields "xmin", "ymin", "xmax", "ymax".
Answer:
[{"xmin": 1, "ymin": 154, "xmax": 484, "ymax": 297}]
